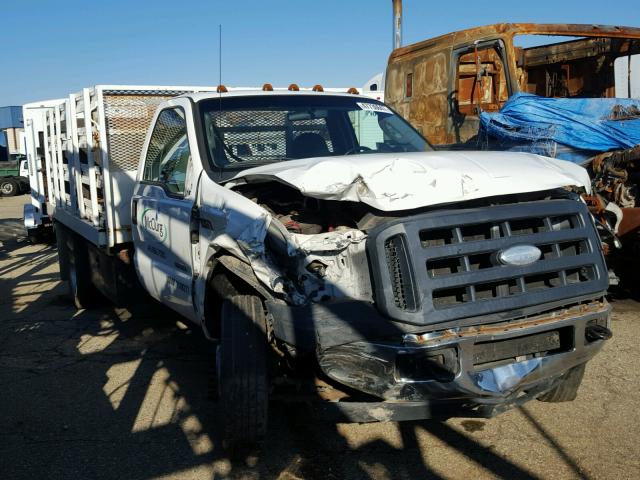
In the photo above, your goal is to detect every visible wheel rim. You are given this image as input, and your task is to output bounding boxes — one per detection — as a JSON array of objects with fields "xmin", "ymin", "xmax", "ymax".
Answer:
[{"xmin": 1, "ymin": 183, "xmax": 14, "ymax": 195}]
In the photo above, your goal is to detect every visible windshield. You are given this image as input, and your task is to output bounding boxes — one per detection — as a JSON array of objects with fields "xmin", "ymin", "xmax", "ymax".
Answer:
[{"xmin": 199, "ymin": 95, "xmax": 432, "ymax": 169}]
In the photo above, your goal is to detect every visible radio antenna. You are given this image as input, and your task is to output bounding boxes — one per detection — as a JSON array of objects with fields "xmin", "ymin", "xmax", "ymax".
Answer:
[
  {"xmin": 218, "ymin": 24, "xmax": 222, "ymax": 90},
  {"xmin": 217, "ymin": 23, "xmax": 223, "ymax": 175}
]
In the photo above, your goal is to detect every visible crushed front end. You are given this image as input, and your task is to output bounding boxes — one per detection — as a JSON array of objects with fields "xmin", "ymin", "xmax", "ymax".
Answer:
[{"xmin": 266, "ymin": 198, "xmax": 612, "ymax": 422}]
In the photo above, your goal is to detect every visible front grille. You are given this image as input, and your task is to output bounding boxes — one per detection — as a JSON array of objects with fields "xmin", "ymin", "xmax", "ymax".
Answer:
[
  {"xmin": 369, "ymin": 200, "xmax": 608, "ymax": 325},
  {"xmin": 426, "ymin": 214, "xmax": 592, "ymax": 308}
]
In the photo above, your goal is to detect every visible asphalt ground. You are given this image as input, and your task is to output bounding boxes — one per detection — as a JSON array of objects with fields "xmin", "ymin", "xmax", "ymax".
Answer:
[{"xmin": 1, "ymin": 193, "xmax": 639, "ymax": 480}]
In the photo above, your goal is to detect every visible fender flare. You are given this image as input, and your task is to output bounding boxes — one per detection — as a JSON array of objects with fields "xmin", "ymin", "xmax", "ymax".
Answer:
[{"xmin": 198, "ymin": 250, "xmax": 274, "ymax": 340}]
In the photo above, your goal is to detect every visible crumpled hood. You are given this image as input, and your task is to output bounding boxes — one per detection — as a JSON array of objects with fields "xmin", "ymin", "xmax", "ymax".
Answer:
[{"xmin": 225, "ymin": 151, "xmax": 591, "ymax": 211}]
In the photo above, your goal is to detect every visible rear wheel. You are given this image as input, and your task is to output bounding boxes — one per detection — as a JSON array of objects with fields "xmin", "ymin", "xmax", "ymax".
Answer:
[
  {"xmin": 216, "ymin": 295, "xmax": 269, "ymax": 452},
  {"xmin": 537, "ymin": 363, "xmax": 586, "ymax": 402},
  {"xmin": 27, "ymin": 228, "xmax": 43, "ymax": 245},
  {"xmin": 0, "ymin": 179, "xmax": 18, "ymax": 197},
  {"xmin": 68, "ymin": 239, "xmax": 102, "ymax": 309},
  {"xmin": 56, "ymin": 224, "xmax": 101, "ymax": 309}
]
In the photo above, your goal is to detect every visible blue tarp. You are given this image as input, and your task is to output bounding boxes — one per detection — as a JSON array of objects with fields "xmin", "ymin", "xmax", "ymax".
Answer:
[{"xmin": 479, "ymin": 93, "xmax": 640, "ymax": 162}]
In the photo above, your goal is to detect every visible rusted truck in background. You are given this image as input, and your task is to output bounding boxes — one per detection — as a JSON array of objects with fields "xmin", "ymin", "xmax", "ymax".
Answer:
[{"xmin": 385, "ymin": 22, "xmax": 640, "ymax": 288}]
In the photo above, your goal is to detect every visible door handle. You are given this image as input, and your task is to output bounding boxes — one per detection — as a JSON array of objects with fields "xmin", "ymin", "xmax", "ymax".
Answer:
[
  {"xmin": 190, "ymin": 206, "xmax": 200, "ymax": 244},
  {"xmin": 132, "ymin": 198, "xmax": 138, "ymax": 225}
]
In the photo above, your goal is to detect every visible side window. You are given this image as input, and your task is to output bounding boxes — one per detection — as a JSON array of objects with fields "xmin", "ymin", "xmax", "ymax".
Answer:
[
  {"xmin": 405, "ymin": 72, "xmax": 413, "ymax": 98},
  {"xmin": 143, "ymin": 108, "xmax": 191, "ymax": 195}
]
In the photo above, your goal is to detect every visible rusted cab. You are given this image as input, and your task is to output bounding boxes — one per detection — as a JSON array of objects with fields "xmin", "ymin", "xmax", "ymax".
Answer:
[{"xmin": 386, "ymin": 23, "xmax": 640, "ymax": 145}]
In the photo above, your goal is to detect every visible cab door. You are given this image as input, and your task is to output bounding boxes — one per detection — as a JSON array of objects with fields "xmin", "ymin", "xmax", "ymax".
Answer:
[
  {"xmin": 132, "ymin": 101, "xmax": 201, "ymax": 322},
  {"xmin": 449, "ymin": 39, "xmax": 511, "ymax": 144}
]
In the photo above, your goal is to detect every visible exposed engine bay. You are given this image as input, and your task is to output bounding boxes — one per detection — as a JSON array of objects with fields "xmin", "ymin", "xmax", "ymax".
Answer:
[
  {"xmin": 231, "ymin": 180, "xmax": 585, "ymax": 237},
  {"xmin": 230, "ymin": 182, "xmax": 375, "ymax": 304},
  {"xmin": 231, "ymin": 182, "xmax": 369, "ymax": 235}
]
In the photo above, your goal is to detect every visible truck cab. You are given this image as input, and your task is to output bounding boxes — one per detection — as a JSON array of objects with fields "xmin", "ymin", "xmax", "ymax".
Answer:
[
  {"xmin": 385, "ymin": 23, "xmax": 640, "ymax": 146},
  {"xmin": 130, "ymin": 88, "xmax": 611, "ymax": 448}
]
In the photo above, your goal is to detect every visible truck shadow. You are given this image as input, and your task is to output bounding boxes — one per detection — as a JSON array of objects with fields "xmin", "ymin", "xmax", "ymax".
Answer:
[
  {"xmin": 0, "ymin": 217, "xmax": 596, "ymax": 480},
  {"xmin": 1, "ymin": 265, "xmax": 545, "ymax": 480},
  {"xmin": 22, "ymin": 305, "xmax": 545, "ymax": 480},
  {"xmin": 0, "ymin": 217, "xmax": 30, "ymax": 249}
]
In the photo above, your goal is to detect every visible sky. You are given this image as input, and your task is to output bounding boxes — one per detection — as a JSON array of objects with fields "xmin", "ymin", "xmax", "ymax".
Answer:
[{"xmin": 1, "ymin": 0, "xmax": 639, "ymax": 106}]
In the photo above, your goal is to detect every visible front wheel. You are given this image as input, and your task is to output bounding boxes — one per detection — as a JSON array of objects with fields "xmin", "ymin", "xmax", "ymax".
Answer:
[
  {"xmin": 216, "ymin": 295, "xmax": 269, "ymax": 452},
  {"xmin": 537, "ymin": 363, "xmax": 586, "ymax": 402}
]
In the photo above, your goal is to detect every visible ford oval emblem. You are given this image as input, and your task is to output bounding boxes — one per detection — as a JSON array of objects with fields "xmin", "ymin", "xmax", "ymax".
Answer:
[{"xmin": 498, "ymin": 244, "xmax": 542, "ymax": 266}]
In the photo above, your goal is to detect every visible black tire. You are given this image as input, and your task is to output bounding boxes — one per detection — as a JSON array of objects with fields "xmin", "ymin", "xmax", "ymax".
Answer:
[
  {"xmin": 0, "ymin": 178, "xmax": 18, "ymax": 197},
  {"xmin": 537, "ymin": 363, "xmax": 586, "ymax": 402},
  {"xmin": 216, "ymin": 295, "xmax": 268, "ymax": 452},
  {"xmin": 66, "ymin": 232, "xmax": 101, "ymax": 309},
  {"xmin": 27, "ymin": 228, "xmax": 42, "ymax": 245},
  {"xmin": 54, "ymin": 223, "xmax": 70, "ymax": 281}
]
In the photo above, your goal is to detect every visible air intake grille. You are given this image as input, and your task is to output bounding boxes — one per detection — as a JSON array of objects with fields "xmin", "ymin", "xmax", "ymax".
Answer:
[
  {"xmin": 369, "ymin": 200, "xmax": 608, "ymax": 326},
  {"xmin": 384, "ymin": 235, "xmax": 417, "ymax": 311}
]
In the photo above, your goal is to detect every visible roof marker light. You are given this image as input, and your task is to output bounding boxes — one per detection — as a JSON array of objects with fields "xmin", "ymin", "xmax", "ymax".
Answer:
[
  {"xmin": 216, "ymin": 85, "xmax": 228, "ymax": 93},
  {"xmin": 347, "ymin": 87, "xmax": 359, "ymax": 95},
  {"xmin": 288, "ymin": 84, "xmax": 300, "ymax": 91},
  {"xmin": 312, "ymin": 84, "xmax": 324, "ymax": 92},
  {"xmin": 262, "ymin": 83, "xmax": 274, "ymax": 91}
]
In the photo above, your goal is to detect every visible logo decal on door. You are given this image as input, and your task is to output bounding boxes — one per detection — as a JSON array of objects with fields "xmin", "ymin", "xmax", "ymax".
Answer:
[{"xmin": 141, "ymin": 208, "xmax": 168, "ymax": 244}]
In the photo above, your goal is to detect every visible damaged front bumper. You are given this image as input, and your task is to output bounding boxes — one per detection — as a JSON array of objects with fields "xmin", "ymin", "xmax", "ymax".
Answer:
[{"xmin": 267, "ymin": 299, "xmax": 611, "ymax": 422}]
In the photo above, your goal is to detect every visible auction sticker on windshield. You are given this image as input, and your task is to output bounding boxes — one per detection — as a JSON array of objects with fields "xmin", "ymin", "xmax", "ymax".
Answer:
[
  {"xmin": 357, "ymin": 102, "xmax": 393, "ymax": 114},
  {"xmin": 140, "ymin": 208, "xmax": 169, "ymax": 244}
]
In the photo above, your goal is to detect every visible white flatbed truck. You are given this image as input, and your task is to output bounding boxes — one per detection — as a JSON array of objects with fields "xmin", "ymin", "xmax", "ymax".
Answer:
[{"xmin": 25, "ymin": 84, "xmax": 613, "ymax": 451}]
